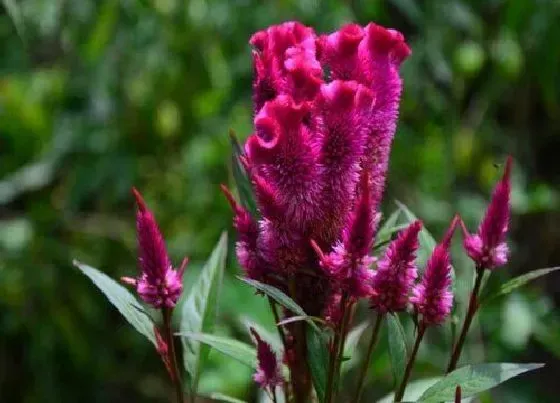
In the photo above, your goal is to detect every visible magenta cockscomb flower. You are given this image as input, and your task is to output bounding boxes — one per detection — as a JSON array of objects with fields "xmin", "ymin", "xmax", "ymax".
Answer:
[
  {"xmin": 224, "ymin": 21, "xmax": 410, "ymax": 317},
  {"xmin": 411, "ymin": 220, "xmax": 457, "ymax": 326},
  {"xmin": 370, "ymin": 220, "xmax": 422, "ymax": 313},
  {"xmin": 250, "ymin": 327, "xmax": 283, "ymax": 390},
  {"xmin": 461, "ymin": 157, "xmax": 512, "ymax": 269},
  {"xmin": 121, "ymin": 189, "xmax": 186, "ymax": 309}
]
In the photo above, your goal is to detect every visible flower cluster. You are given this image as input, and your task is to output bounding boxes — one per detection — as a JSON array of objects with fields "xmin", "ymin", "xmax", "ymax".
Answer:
[{"xmin": 223, "ymin": 21, "xmax": 411, "ymax": 317}]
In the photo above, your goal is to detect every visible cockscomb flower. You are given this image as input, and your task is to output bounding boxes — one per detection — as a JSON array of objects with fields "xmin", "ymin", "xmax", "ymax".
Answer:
[
  {"xmin": 411, "ymin": 220, "xmax": 457, "ymax": 326},
  {"xmin": 225, "ymin": 21, "xmax": 410, "ymax": 317},
  {"xmin": 370, "ymin": 220, "xmax": 422, "ymax": 313},
  {"xmin": 121, "ymin": 188, "xmax": 186, "ymax": 309},
  {"xmin": 461, "ymin": 157, "xmax": 512, "ymax": 269},
  {"xmin": 250, "ymin": 327, "xmax": 283, "ymax": 390}
]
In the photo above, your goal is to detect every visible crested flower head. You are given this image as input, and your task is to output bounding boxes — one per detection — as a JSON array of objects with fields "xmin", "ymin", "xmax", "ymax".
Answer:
[
  {"xmin": 462, "ymin": 157, "xmax": 512, "ymax": 269},
  {"xmin": 226, "ymin": 21, "xmax": 410, "ymax": 317},
  {"xmin": 410, "ymin": 219, "xmax": 456, "ymax": 326},
  {"xmin": 122, "ymin": 188, "xmax": 186, "ymax": 309},
  {"xmin": 250, "ymin": 327, "xmax": 283, "ymax": 390},
  {"xmin": 370, "ymin": 220, "xmax": 422, "ymax": 313}
]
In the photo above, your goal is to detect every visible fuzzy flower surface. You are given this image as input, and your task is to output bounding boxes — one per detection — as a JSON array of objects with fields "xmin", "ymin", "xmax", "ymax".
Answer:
[
  {"xmin": 224, "ymin": 21, "xmax": 410, "ymax": 317},
  {"xmin": 410, "ymin": 220, "xmax": 456, "ymax": 326},
  {"xmin": 250, "ymin": 327, "xmax": 283, "ymax": 390},
  {"xmin": 462, "ymin": 157, "xmax": 512, "ymax": 269},
  {"xmin": 370, "ymin": 220, "xmax": 422, "ymax": 313},
  {"xmin": 122, "ymin": 189, "xmax": 186, "ymax": 309}
]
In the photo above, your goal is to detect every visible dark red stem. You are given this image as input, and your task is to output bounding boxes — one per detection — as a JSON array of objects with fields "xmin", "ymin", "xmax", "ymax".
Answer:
[
  {"xmin": 352, "ymin": 313, "xmax": 384, "ymax": 403},
  {"xmin": 446, "ymin": 267, "xmax": 485, "ymax": 373},
  {"xmin": 394, "ymin": 323, "xmax": 426, "ymax": 402},
  {"xmin": 162, "ymin": 308, "xmax": 185, "ymax": 403}
]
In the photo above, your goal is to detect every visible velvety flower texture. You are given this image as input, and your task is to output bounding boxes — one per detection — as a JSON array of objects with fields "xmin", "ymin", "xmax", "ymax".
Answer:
[
  {"xmin": 225, "ymin": 21, "xmax": 410, "ymax": 317},
  {"xmin": 370, "ymin": 220, "xmax": 422, "ymax": 313},
  {"xmin": 250, "ymin": 327, "xmax": 283, "ymax": 390},
  {"xmin": 411, "ymin": 219, "xmax": 457, "ymax": 326},
  {"xmin": 461, "ymin": 157, "xmax": 512, "ymax": 269},
  {"xmin": 122, "ymin": 189, "xmax": 186, "ymax": 309}
]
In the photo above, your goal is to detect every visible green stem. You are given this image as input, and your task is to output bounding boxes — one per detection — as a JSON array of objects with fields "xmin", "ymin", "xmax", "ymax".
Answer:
[
  {"xmin": 162, "ymin": 308, "xmax": 185, "ymax": 403},
  {"xmin": 352, "ymin": 313, "xmax": 384, "ymax": 403},
  {"xmin": 394, "ymin": 323, "xmax": 426, "ymax": 402},
  {"xmin": 446, "ymin": 267, "xmax": 485, "ymax": 373},
  {"xmin": 325, "ymin": 293, "xmax": 349, "ymax": 403}
]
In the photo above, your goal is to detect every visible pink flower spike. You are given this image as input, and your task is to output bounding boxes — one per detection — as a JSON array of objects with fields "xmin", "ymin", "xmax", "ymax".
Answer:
[
  {"xmin": 127, "ymin": 188, "xmax": 185, "ymax": 309},
  {"xmin": 250, "ymin": 327, "xmax": 283, "ymax": 390},
  {"xmin": 411, "ymin": 231, "xmax": 454, "ymax": 326},
  {"xmin": 371, "ymin": 220, "xmax": 422, "ymax": 313},
  {"xmin": 462, "ymin": 157, "xmax": 512, "ymax": 269}
]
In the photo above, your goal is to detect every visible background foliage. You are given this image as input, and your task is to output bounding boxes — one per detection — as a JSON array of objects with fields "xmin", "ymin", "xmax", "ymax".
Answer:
[{"xmin": 1, "ymin": 0, "xmax": 559, "ymax": 401}]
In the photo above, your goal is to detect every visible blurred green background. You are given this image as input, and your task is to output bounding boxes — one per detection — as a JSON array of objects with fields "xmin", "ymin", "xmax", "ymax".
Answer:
[{"xmin": 1, "ymin": 0, "xmax": 559, "ymax": 402}]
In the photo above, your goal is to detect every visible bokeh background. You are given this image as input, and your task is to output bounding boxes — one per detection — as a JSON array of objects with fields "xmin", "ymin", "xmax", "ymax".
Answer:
[{"xmin": 1, "ymin": 0, "xmax": 559, "ymax": 402}]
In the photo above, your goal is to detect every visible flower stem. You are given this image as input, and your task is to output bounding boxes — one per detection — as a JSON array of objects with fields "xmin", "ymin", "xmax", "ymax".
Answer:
[
  {"xmin": 352, "ymin": 313, "xmax": 384, "ymax": 403},
  {"xmin": 446, "ymin": 267, "xmax": 485, "ymax": 373},
  {"xmin": 394, "ymin": 323, "xmax": 426, "ymax": 402},
  {"xmin": 333, "ymin": 299, "xmax": 353, "ymax": 398},
  {"xmin": 325, "ymin": 293, "xmax": 349, "ymax": 403},
  {"xmin": 162, "ymin": 308, "xmax": 185, "ymax": 403},
  {"xmin": 268, "ymin": 297, "xmax": 291, "ymax": 403}
]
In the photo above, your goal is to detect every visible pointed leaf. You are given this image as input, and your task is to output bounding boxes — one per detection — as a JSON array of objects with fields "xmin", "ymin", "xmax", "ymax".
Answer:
[
  {"xmin": 210, "ymin": 393, "xmax": 248, "ymax": 403},
  {"xmin": 376, "ymin": 207, "xmax": 403, "ymax": 246},
  {"xmin": 306, "ymin": 326, "xmax": 329, "ymax": 403},
  {"xmin": 418, "ymin": 363, "xmax": 545, "ymax": 402},
  {"xmin": 238, "ymin": 277, "xmax": 306, "ymax": 318},
  {"xmin": 277, "ymin": 315, "xmax": 326, "ymax": 327},
  {"xmin": 230, "ymin": 130, "xmax": 258, "ymax": 216},
  {"xmin": 2, "ymin": 0, "xmax": 25, "ymax": 42},
  {"xmin": 483, "ymin": 267, "xmax": 560, "ymax": 304},
  {"xmin": 377, "ymin": 378, "xmax": 442, "ymax": 403},
  {"xmin": 73, "ymin": 260, "xmax": 155, "ymax": 345},
  {"xmin": 179, "ymin": 332, "xmax": 256, "ymax": 368},
  {"xmin": 387, "ymin": 314, "xmax": 408, "ymax": 387},
  {"xmin": 341, "ymin": 321, "xmax": 369, "ymax": 373},
  {"xmin": 180, "ymin": 233, "xmax": 228, "ymax": 391},
  {"xmin": 240, "ymin": 317, "xmax": 282, "ymax": 353}
]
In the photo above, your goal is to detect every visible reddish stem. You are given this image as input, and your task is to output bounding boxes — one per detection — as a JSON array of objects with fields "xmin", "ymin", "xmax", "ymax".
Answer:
[
  {"xmin": 162, "ymin": 308, "xmax": 185, "ymax": 403},
  {"xmin": 446, "ymin": 267, "xmax": 485, "ymax": 373},
  {"xmin": 394, "ymin": 323, "xmax": 426, "ymax": 402}
]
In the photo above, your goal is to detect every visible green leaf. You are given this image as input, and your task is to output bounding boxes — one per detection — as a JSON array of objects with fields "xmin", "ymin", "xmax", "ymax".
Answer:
[
  {"xmin": 177, "ymin": 332, "xmax": 257, "ymax": 369},
  {"xmin": 342, "ymin": 321, "xmax": 369, "ymax": 373},
  {"xmin": 209, "ymin": 392, "xmax": 247, "ymax": 403},
  {"xmin": 229, "ymin": 129, "xmax": 258, "ymax": 216},
  {"xmin": 2, "ymin": 0, "xmax": 25, "ymax": 43},
  {"xmin": 483, "ymin": 266, "xmax": 560, "ymax": 304},
  {"xmin": 237, "ymin": 277, "xmax": 306, "ymax": 317},
  {"xmin": 377, "ymin": 377, "xmax": 442, "ymax": 403},
  {"xmin": 306, "ymin": 326, "xmax": 329, "ymax": 403},
  {"xmin": 395, "ymin": 201, "xmax": 437, "ymax": 269},
  {"xmin": 387, "ymin": 314, "xmax": 408, "ymax": 387},
  {"xmin": 277, "ymin": 315, "xmax": 326, "ymax": 327},
  {"xmin": 376, "ymin": 206, "xmax": 403, "ymax": 246},
  {"xmin": 240, "ymin": 316, "xmax": 282, "ymax": 353},
  {"xmin": 73, "ymin": 260, "xmax": 155, "ymax": 345},
  {"xmin": 417, "ymin": 363, "xmax": 545, "ymax": 402},
  {"xmin": 180, "ymin": 232, "xmax": 228, "ymax": 391},
  {"xmin": 239, "ymin": 277, "xmax": 320, "ymax": 333}
]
